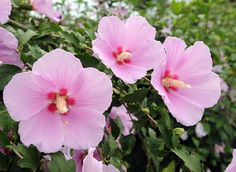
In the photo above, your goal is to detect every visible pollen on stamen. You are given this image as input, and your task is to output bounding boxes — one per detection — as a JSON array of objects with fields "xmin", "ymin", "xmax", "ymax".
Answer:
[
  {"xmin": 67, "ymin": 97, "xmax": 76, "ymax": 105},
  {"xmin": 47, "ymin": 92, "xmax": 56, "ymax": 100},
  {"xmin": 48, "ymin": 103, "xmax": 57, "ymax": 113},
  {"xmin": 59, "ymin": 88, "xmax": 68, "ymax": 96}
]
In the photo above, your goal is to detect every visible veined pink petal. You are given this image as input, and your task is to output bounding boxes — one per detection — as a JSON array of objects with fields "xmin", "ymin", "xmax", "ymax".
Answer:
[
  {"xmin": 0, "ymin": 0, "xmax": 12, "ymax": 24},
  {"xmin": 103, "ymin": 164, "xmax": 120, "ymax": 172},
  {"xmin": 111, "ymin": 63, "xmax": 146, "ymax": 84},
  {"xmin": 123, "ymin": 16, "xmax": 156, "ymax": 51},
  {"xmin": 163, "ymin": 36, "xmax": 186, "ymax": 72},
  {"xmin": 72, "ymin": 68, "xmax": 113, "ymax": 112},
  {"xmin": 19, "ymin": 108, "xmax": 64, "ymax": 153},
  {"xmin": 0, "ymin": 27, "xmax": 24, "ymax": 67},
  {"xmin": 32, "ymin": 49, "xmax": 83, "ymax": 90},
  {"xmin": 73, "ymin": 150, "xmax": 86, "ymax": 172},
  {"xmin": 96, "ymin": 16, "xmax": 126, "ymax": 50},
  {"xmin": 166, "ymin": 91, "xmax": 204, "ymax": 126},
  {"xmin": 82, "ymin": 149, "xmax": 103, "ymax": 172},
  {"xmin": 62, "ymin": 108, "xmax": 105, "ymax": 150},
  {"xmin": 3, "ymin": 72, "xmax": 54, "ymax": 121},
  {"xmin": 225, "ymin": 149, "xmax": 236, "ymax": 172},
  {"xmin": 31, "ymin": 0, "xmax": 63, "ymax": 22}
]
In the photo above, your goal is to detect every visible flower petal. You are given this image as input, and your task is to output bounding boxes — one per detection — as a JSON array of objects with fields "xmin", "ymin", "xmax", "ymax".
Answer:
[
  {"xmin": 103, "ymin": 164, "xmax": 119, "ymax": 172},
  {"xmin": 111, "ymin": 63, "xmax": 146, "ymax": 84},
  {"xmin": 124, "ymin": 16, "xmax": 156, "ymax": 51},
  {"xmin": 176, "ymin": 41, "xmax": 213, "ymax": 79},
  {"xmin": 176, "ymin": 72, "xmax": 221, "ymax": 107},
  {"xmin": 3, "ymin": 72, "xmax": 54, "ymax": 121},
  {"xmin": 82, "ymin": 149, "xmax": 103, "ymax": 172},
  {"xmin": 18, "ymin": 108, "xmax": 64, "ymax": 153},
  {"xmin": 0, "ymin": 0, "xmax": 11, "ymax": 24},
  {"xmin": 131, "ymin": 40, "xmax": 165, "ymax": 70},
  {"xmin": 225, "ymin": 149, "xmax": 236, "ymax": 172},
  {"xmin": 97, "ymin": 16, "xmax": 125, "ymax": 50},
  {"xmin": 163, "ymin": 36, "xmax": 187, "ymax": 72},
  {"xmin": 62, "ymin": 108, "xmax": 105, "ymax": 150},
  {"xmin": 32, "ymin": 49, "xmax": 83, "ymax": 90},
  {"xmin": 166, "ymin": 91, "xmax": 204, "ymax": 126},
  {"xmin": 72, "ymin": 68, "xmax": 112, "ymax": 113}
]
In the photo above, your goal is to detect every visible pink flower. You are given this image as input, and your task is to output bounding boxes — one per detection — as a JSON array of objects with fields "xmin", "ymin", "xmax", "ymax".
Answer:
[
  {"xmin": 214, "ymin": 143, "xmax": 225, "ymax": 154},
  {"xmin": 92, "ymin": 16, "xmax": 165, "ymax": 84},
  {"xmin": 0, "ymin": 27, "xmax": 24, "ymax": 68},
  {"xmin": 31, "ymin": 0, "xmax": 63, "ymax": 22},
  {"xmin": 109, "ymin": 105, "xmax": 137, "ymax": 136},
  {"xmin": 74, "ymin": 148, "xmax": 119, "ymax": 172},
  {"xmin": 151, "ymin": 37, "xmax": 221, "ymax": 126},
  {"xmin": 3, "ymin": 49, "xmax": 113, "ymax": 153},
  {"xmin": 0, "ymin": 0, "xmax": 11, "ymax": 24},
  {"xmin": 225, "ymin": 149, "xmax": 236, "ymax": 172}
]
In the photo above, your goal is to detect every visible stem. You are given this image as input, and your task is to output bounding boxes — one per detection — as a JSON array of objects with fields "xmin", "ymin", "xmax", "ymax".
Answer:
[
  {"xmin": 13, "ymin": 149, "xmax": 23, "ymax": 159},
  {"xmin": 8, "ymin": 19, "xmax": 27, "ymax": 31}
]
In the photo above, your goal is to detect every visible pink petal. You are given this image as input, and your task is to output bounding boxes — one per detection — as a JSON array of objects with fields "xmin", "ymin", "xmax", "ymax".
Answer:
[
  {"xmin": 111, "ymin": 63, "xmax": 146, "ymax": 84},
  {"xmin": 123, "ymin": 16, "xmax": 156, "ymax": 51},
  {"xmin": 131, "ymin": 40, "xmax": 165, "ymax": 70},
  {"xmin": 0, "ymin": 27, "xmax": 24, "ymax": 67},
  {"xmin": 82, "ymin": 149, "xmax": 103, "ymax": 172},
  {"xmin": 175, "ymin": 41, "xmax": 213, "ymax": 80},
  {"xmin": 163, "ymin": 36, "xmax": 187, "ymax": 72},
  {"xmin": 18, "ymin": 108, "xmax": 64, "ymax": 153},
  {"xmin": 225, "ymin": 149, "xmax": 236, "ymax": 172},
  {"xmin": 62, "ymin": 107, "xmax": 105, "ymax": 150},
  {"xmin": 176, "ymin": 72, "xmax": 221, "ymax": 107},
  {"xmin": 3, "ymin": 72, "xmax": 54, "ymax": 121},
  {"xmin": 92, "ymin": 35, "xmax": 116, "ymax": 67},
  {"xmin": 73, "ymin": 150, "xmax": 86, "ymax": 172},
  {"xmin": 31, "ymin": 0, "xmax": 62, "ymax": 22},
  {"xmin": 103, "ymin": 164, "xmax": 119, "ymax": 172},
  {"xmin": 72, "ymin": 68, "xmax": 113, "ymax": 112},
  {"xmin": 97, "ymin": 16, "xmax": 125, "ymax": 50},
  {"xmin": 32, "ymin": 49, "xmax": 83, "ymax": 90},
  {"xmin": 166, "ymin": 91, "xmax": 204, "ymax": 126},
  {"xmin": 0, "ymin": 0, "xmax": 11, "ymax": 24}
]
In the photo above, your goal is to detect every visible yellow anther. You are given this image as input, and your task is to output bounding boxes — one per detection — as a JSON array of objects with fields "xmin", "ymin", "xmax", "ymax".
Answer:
[
  {"xmin": 117, "ymin": 52, "xmax": 131, "ymax": 62},
  {"xmin": 162, "ymin": 77, "xmax": 191, "ymax": 89},
  {"xmin": 55, "ymin": 95, "xmax": 68, "ymax": 114}
]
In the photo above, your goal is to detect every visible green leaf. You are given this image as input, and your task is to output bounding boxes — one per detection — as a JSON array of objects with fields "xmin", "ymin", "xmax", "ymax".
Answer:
[
  {"xmin": 122, "ymin": 88, "xmax": 149, "ymax": 104},
  {"xmin": 0, "ymin": 64, "xmax": 21, "ymax": 90},
  {"xmin": 172, "ymin": 147, "xmax": 201, "ymax": 172},
  {"xmin": 17, "ymin": 145, "xmax": 40, "ymax": 169},
  {"xmin": 48, "ymin": 152, "xmax": 76, "ymax": 172},
  {"xmin": 162, "ymin": 161, "xmax": 175, "ymax": 172},
  {"xmin": 15, "ymin": 30, "xmax": 37, "ymax": 47},
  {"xmin": 0, "ymin": 130, "xmax": 10, "ymax": 147}
]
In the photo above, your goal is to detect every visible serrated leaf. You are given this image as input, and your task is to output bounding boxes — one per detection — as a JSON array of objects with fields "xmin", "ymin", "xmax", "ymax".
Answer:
[{"xmin": 122, "ymin": 89, "xmax": 148, "ymax": 104}]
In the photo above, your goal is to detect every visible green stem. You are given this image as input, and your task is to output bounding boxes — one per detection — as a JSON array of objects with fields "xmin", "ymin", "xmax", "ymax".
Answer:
[{"xmin": 8, "ymin": 19, "xmax": 27, "ymax": 31}]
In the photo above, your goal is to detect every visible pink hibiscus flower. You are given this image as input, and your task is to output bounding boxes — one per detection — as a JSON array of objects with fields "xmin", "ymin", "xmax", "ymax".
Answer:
[
  {"xmin": 31, "ymin": 0, "xmax": 63, "ymax": 22},
  {"xmin": 151, "ymin": 37, "xmax": 221, "ymax": 126},
  {"xmin": 109, "ymin": 105, "xmax": 137, "ymax": 136},
  {"xmin": 0, "ymin": 0, "xmax": 11, "ymax": 24},
  {"xmin": 3, "ymin": 49, "xmax": 113, "ymax": 153},
  {"xmin": 73, "ymin": 148, "xmax": 119, "ymax": 172},
  {"xmin": 92, "ymin": 16, "xmax": 165, "ymax": 84},
  {"xmin": 225, "ymin": 149, "xmax": 236, "ymax": 172},
  {"xmin": 0, "ymin": 27, "xmax": 24, "ymax": 68}
]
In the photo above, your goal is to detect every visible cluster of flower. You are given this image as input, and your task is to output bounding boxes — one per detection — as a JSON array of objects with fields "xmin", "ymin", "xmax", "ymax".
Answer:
[{"xmin": 0, "ymin": 0, "xmax": 234, "ymax": 172}]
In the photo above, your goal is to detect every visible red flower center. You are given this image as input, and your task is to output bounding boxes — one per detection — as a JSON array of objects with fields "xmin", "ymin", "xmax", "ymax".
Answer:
[
  {"xmin": 47, "ymin": 88, "xmax": 76, "ymax": 114},
  {"xmin": 112, "ymin": 46, "xmax": 132, "ymax": 65},
  {"xmin": 161, "ymin": 70, "xmax": 191, "ymax": 92}
]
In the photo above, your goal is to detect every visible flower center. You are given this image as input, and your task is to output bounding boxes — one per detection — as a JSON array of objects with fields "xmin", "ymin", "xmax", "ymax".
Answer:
[
  {"xmin": 112, "ymin": 46, "xmax": 131, "ymax": 65},
  {"xmin": 47, "ymin": 88, "xmax": 75, "ymax": 114},
  {"xmin": 161, "ymin": 70, "xmax": 191, "ymax": 91}
]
